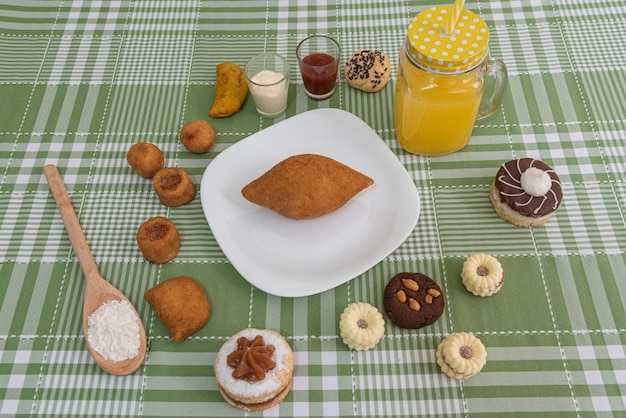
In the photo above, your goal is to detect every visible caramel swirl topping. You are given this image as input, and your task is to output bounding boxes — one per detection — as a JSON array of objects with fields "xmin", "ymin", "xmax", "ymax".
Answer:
[{"xmin": 226, "ymin": 335, "xmax": 276, "ymax": 382}]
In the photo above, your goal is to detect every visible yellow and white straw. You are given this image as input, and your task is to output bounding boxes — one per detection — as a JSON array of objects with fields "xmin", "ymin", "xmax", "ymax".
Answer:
[{"xmin": 446, "ymin": 0, "xmax": 465, "ymax": 35}]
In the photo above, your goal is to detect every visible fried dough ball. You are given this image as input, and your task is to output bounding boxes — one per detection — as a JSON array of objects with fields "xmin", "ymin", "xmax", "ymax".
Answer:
[
  {"xmin": 136, "ymin": 216, "xmax": 180, "ymax": 264},
  {"xmin": 153, "ymin": 167, "xmax": 196, "ymax": 207},
  {"xmin": 209, "ymin": 62, "xmax": 248, "ymax": 118},
  {"xmin": 144, "ymin": 276, "xmax": 210, "ymax": 342},
  {"xmin": 179, "ymin": 120, "xmax": 215, "ymax": 154},
  {"xmin": 126, "ymin": 142, "xmax": 164, "ymax": 179}
]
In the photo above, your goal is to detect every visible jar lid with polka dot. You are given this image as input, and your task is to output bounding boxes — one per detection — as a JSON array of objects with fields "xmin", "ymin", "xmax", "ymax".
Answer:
[{"xmin": 406, "ymin": 6, "xmax": 489, "ymax": 74}]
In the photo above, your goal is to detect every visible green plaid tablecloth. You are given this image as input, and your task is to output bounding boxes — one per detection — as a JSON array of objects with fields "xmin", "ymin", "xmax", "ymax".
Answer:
[{"xmin": 1, "ymin": 0, "xmax": 625, "ymax": 416}]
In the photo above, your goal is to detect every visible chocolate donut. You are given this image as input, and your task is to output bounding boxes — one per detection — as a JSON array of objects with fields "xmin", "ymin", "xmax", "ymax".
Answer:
[{"xmin": 490, "ymin": 158, "xmax": 562, "ymax": 227}]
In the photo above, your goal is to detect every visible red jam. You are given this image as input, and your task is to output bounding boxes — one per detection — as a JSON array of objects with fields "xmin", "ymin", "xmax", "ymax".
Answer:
[{"xmin": 300, "ymin": 53, "xmax": 338, "ymax": 96}]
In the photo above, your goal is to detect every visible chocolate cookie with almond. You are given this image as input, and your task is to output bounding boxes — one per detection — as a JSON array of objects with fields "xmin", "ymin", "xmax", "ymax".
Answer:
[{"xmin": 383, "ymin": 272, "xmax": 444, "ymax": 329}]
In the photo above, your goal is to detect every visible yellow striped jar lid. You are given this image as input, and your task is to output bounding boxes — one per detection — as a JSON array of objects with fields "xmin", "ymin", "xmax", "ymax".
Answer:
[{"xmin": 406, "ymin": 6, "xmax": 489, "ymax": 73}]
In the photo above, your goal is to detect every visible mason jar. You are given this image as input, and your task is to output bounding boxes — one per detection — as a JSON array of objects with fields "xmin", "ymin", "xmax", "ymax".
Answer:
[{"xmin": 393, "ymin": 6, "xmax": 507, "ymax": 156}]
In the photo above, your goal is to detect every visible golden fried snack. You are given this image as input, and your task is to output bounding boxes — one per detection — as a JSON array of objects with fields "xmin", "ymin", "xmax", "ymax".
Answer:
[
  {"xmin": 144, "ymin": 276, "xmax": 210, "ymax": 342},
  {"xmin": 126, "ymin": 142, "xmax": 164, "ymax": 179},
  {"xmin": 136, "ymin": 216, "xmax": 180, "ymax": 264},
  {"xmin": 209, "ymin": 63, "xmax": 248, "ymax": 118},
  {"xmin": 179, "ymin": 120, "xmax": 215, "ymax": 154},
  {"xmin": 153, "ymin": 167, "xmax": 196, "ymax": 207},
  {"xmin": 241, "ymin": 154, "xmax": 374, "ymax": 219}
]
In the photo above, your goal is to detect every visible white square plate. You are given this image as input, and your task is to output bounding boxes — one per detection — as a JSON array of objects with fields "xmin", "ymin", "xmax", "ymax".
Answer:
[{"xmin": 200, "ymin": 109, "xmax": 419, "ymax": 297}]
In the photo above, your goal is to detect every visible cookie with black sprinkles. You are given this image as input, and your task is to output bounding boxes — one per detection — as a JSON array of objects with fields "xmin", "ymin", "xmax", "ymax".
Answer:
[{"xmin": 344, "ymin": 50, "xmax": 391, "ymax": 92}]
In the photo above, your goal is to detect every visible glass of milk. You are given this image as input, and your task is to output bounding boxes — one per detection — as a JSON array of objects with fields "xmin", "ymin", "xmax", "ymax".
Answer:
[{"xmin": 244, "ymin": 53, "xmax": 290, "ymax": 118}]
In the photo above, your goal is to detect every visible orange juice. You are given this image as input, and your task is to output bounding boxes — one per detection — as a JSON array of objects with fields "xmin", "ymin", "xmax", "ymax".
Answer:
[
  {"xmin": 393, "ymin": 6, "xmax": 507, "ymax": 156},
  {"xmin": 394, "ymin": 49, "xmax": 486, "ymax": 156}
]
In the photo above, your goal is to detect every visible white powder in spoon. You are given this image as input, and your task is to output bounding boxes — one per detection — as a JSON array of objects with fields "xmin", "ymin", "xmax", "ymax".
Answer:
[{"xmin": 87, "ymin": 300, "xmax": 140, "ymax": 362}]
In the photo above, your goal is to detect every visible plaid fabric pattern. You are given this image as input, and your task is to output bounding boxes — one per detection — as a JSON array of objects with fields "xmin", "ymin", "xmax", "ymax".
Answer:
[{"xmin": 1, "ymin": 0, "xmax": 625, "ymax": 416}]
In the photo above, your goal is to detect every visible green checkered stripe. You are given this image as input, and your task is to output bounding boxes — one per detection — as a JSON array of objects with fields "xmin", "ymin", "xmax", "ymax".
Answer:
[{"xmin": 1, "ymin": 0, "xmax": 625, "ymax": 417}]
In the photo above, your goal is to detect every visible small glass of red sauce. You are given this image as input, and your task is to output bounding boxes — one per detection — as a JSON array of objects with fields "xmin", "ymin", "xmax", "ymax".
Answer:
[{"xmin": 296, "ymin": 35, "xmax": 340, "ymax": 100}]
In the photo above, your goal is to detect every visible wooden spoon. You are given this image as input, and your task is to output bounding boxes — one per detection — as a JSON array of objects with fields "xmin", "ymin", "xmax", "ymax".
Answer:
[{"xmin": 44, "ymin": 164, "xmax": 147, "ymax": 376}]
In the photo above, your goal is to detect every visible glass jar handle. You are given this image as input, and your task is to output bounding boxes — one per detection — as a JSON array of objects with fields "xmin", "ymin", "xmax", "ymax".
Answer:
[{"xmin": 477, "ymin": 58, "xmax": 508, "ymax": 120}]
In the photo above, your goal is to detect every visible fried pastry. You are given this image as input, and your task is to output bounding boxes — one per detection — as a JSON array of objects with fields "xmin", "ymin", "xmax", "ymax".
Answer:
[
  {"xmin": 152, "ymin": 167, "xmax": 196, "ymax": 207},
  {"xmin": 179, "ymin": 120, "xmax": 215, "ymax": 154},
  {"xmin": 144, "ymin": 276, "xmax": 210, "ymax": 342},
  {"xmin": 126, "ymin": 142, "xmax": 164, "ymax": 179},
  {"xmin": 136, "ymin": 216, "xmax": 180, "ymax": 264},
  {"xmin": 241, "ymin": 154, "xmax": 374, "ymax": 219},
  {"xmin": 209, "ymin": 63, "xmax": 248, "ymax": 118}
]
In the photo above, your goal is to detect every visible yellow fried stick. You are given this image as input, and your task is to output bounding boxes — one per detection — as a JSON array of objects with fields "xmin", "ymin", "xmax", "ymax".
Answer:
[{"xmin": 209, "ymin": 63, "xmax": 248, "ymax": 118}]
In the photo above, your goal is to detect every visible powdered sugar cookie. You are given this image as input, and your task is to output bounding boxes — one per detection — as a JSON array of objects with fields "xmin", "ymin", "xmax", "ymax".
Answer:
[
  {"xmin": 339, "ymin": 302, "xmax": 385, "ymax": 350},
  {"xmin": 436, "ymin": 332, "xmax": 487, "ymax": 380},
  {"xmin": 214, "ymin": 328, "xmax": 294, "ymax": 411},
  {"xmin": 461, "ymin": 253, "xmax": 504, "ymax": 297}
]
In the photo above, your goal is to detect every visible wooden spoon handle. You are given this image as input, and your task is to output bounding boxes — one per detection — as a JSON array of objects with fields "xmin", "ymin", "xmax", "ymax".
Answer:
[{"xmin": 44, "ymin": 165, "xmax": 100, "ymax": 284}]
